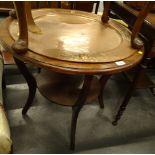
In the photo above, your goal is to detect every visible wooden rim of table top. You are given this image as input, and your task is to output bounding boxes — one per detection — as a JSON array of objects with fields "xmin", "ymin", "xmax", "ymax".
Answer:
[{"xmin": 0, "ymin": 9, "xmax": 144, "ymax": 75}]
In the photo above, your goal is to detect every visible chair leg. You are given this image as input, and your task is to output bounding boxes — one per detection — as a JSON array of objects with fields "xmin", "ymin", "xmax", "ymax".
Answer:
[
  {"xmin": 112, "ymin": 66, "xmax": 143, "ymax": 126},
  {"xmin": 98, "ymin": 75, "xmax": 111, "ymax": 109},
  {"xmin": 13, "ymin": 57, "xmax": 37, "ymax": 115},
  {"xmin": 70, "ymin": 75, "xmax": 93, "ymax": 150}
]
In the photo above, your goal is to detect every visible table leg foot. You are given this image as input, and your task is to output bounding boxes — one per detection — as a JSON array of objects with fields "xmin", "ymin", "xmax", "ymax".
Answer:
[
  {"xmin": 22, "ymin": 82, "xmax": 37, "ymax": 115},
  {"xmin": 70, "ymin": 106, "xmax": 80, "ymax": 150},
  {"xmin": 112, "ymin": 106, "xmax": 126, "ymax": 126},
  {"xmin": 112, "ymin": 121, "xmax": 117, "ymax": 126}
]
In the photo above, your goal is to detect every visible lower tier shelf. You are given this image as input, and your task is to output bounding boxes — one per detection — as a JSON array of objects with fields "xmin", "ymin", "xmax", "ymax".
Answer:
[{"xmin": 36, "ymin": 69, "xmax": 100, "ymax": 106}]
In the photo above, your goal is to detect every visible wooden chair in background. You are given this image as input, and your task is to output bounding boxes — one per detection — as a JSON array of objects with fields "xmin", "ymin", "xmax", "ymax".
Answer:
[{"xmin": 107, "ymin": 2, "xmax": 155, "ymax": 125}]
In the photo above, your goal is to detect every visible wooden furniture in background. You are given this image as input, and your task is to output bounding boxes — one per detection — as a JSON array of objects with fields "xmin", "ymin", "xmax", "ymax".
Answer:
[
  {"xmin": 0, "ymin": 1, "xmax": 151, "ymax": 150},
  {"xmin": 0, "ymin": 1, "xmax": 99, "ymax": 13},
  {"xmin": 109, "ymin": 2, "xmax": 155, "ymax": 125},
  {"xmin": 125, "ymin": 1, "xmax": 155, "ymax": 12}
]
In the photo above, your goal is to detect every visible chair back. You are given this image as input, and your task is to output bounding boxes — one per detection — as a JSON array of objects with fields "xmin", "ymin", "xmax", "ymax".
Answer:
[{"xmin": 102, "ymin": 2, "xmax": 154, "ymax": 50}]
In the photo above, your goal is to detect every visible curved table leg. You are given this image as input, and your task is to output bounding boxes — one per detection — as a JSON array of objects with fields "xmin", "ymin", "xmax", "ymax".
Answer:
[
  {"xmin": 13, "ymin": 57, "xmax": 37, "ymax": 115},
  {"xmin": 112, "ymin": 66, "xmax": 143, "ymax": 126},
  {"xmin": 98, "ymin": 75, "xmax": 111, "ymax": 109},
  {"xmin": 70, "ymin": 75, "xmax": 93, "ymax": 150}
]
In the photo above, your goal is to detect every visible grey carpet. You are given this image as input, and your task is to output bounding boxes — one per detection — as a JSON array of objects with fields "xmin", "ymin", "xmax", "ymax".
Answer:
[{"xmin": 4, "ymin": 71, "xmax": 155, "ymax": 153}]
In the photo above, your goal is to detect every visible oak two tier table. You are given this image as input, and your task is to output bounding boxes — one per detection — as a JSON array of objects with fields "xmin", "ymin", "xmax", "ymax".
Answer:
[{"xmin": 0, "ymin": 8, "xmax": 144, "ymax": 150}]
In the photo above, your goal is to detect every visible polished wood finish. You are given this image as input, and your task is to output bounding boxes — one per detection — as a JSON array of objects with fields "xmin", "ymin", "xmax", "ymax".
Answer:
[
  {"xmin": 0, "ymin": 2, "xmax": 151, "ymax": 150},
  {"xmin": 0, "ymin": 17, "xmax": 143, "ymax": 75},
  {"xmin": 9, "ymin": 9, "xmax": 140, "ymax": 63}
]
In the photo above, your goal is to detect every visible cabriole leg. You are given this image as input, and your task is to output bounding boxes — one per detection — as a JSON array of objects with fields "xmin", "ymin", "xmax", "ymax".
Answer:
[
  {"xmin": 14, "ymin": 57, "xmax": 37, "ymax": 115},
  {"xmin": 70, "ymin": 75, "xmax": 93, "ymax": 150}
]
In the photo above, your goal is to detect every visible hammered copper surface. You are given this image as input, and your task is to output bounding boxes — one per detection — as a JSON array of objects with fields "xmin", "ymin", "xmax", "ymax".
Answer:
[{"xmin": 9, "ymin": 9, "xmax": 137, "ymax": 63}]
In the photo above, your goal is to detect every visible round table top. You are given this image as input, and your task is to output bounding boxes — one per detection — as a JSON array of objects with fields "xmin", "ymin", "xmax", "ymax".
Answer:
[{"xmin": 0, "ymin": 8, "xmax": 144, "ymax": 75}]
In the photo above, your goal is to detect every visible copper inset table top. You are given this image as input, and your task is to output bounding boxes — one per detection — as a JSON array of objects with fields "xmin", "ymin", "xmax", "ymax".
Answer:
[
  {"xmin": 9, "ymin": 9, "xmax": 138, "ymax": 63},
  {"xmin": 0, "ymin": 8, "xmax": 144, "ymax": 74}
]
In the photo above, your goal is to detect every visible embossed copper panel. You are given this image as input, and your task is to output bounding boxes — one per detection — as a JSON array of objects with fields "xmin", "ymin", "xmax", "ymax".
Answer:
[{"xmin": 9, "ymin": 9, "xmax": 137, "ymax": 63}]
